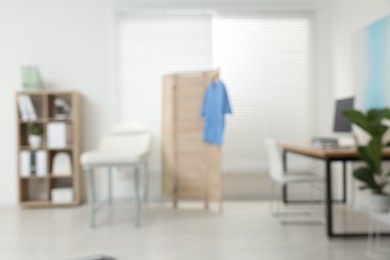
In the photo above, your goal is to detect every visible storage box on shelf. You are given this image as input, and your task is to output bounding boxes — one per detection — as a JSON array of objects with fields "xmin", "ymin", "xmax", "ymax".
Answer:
[{"xmin": 16, "ymin": 90, "xmax": 83, "ymax": 207}]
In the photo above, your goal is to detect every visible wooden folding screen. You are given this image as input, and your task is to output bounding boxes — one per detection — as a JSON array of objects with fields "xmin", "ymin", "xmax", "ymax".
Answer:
[{"xmin": 162, "ymin": 70, "xmax": 222, "ymax": 210}]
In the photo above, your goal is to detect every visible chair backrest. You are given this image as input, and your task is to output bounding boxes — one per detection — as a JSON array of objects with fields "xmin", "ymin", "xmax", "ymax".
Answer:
[
  {"xmin": 99, "ymin": 123, "xmax": 151, "ymax": 158},
  {"xmin": 265, "ymin": 139, "xmax": 284, "ymax": 183},
  {"xmin": 109, "ymin": 122, "xmax": 147, "ymax": 135}
]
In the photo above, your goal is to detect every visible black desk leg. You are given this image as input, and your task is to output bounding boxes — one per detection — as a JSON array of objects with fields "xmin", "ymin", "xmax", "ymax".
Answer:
[
  {"xmin": 282, "ymin": 149, "xmax": 288, "ymax": 204},
  {"xmin": 325, "ymin": 159, "xmax": 334, "ymax": 238},
  {"xmin": 342, "ymin": 161, "xmax": 347, "ymax": 204},
  {"xmin": 325, "ymin": 160, "xmax": 390, "ymax": 238}
]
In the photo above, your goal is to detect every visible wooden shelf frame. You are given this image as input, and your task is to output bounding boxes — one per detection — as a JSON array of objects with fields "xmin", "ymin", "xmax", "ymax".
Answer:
[{"xmin": 16, "ymin": 90, "xmax": 83, "ymax": 207}]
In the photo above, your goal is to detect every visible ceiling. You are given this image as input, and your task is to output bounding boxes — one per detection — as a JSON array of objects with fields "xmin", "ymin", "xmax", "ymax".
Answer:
[{"xmin": 113, "ymin": 0, "xmax": 320, "ymax": 10}]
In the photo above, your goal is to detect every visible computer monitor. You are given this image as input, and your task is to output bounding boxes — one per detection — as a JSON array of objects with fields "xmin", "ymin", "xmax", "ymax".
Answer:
[{"xmin": 333, "ymin": 97, "xmax": 354, "ymax": 133}]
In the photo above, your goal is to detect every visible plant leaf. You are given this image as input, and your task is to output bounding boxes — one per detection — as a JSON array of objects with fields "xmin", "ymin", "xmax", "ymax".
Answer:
[
  {"xmin": 343, "ymin": 110, "xmax": 371, "ymax": 134},
  {"xmin": 367, "ymin": 123, "xmax": 388, "ymax": 137},
  {"xmin": 367, "ymin": 136, "xmax": 382, "ymax": 174},
  {"xmin": 357, "ymin": 146, "xmax": 379, "ymax": 174},
  {"xmin": 353, "ymin": 167, "xmax": 381, "ymax": 193},
  {"xmin": 367, "ymin": 109, "xmax": 390, "ymax": 122},
  {"xmin": 343, "ymin": 109, "xmax": 390, "ymax": 137}
]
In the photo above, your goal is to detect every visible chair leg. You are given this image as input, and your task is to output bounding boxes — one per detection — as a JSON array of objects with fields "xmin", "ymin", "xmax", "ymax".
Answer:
[
  {"xmin": 270, "ymin": 182, "xmax": 323, "ymax": 225},
  {"xmin": 270, "ymin": 183, "xmax": 290, "ymax": 217},
  {"xmin": 308, "ymin": 183, "xmax": 315, "ymax": 213},
  {"xmin": 86, "ymin": 168, "xmax": 96, "ymax": 228},
  {"xmin": 143, "ymin": 163, "xmax": 149, "ymax": 204},
  {"xmin": 108, "ymin": 167, "xmax": 113, "ymax": 206},
  {"xmin": 268, "ymin": 182, "xmax": 286, "ymax": 216},
  {"xmin": 268, "ymin": 181, "xmax": 278, "ymax": 215},
  {"xmin": 133, "ymin": 166, "xmax": 141, "ymax": 227}
]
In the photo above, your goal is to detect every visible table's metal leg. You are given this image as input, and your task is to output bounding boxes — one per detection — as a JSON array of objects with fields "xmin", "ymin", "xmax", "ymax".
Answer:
[
  {"xmin": 133, "ymin": 166, "xmax": 141, "ymax": 227},
  {"xmin": 108, "ymin": 167, "xmax": 113, "ymax": 206},
  {"xmin": 282, "ymin": 149, "xmax": 288, "ymax": 204},
  {"xmin": 342, "ymin": 161, "xmax": 347, "ymax": 204},
  {"xmin": 143, "ymin": 163, "xmax": 149, "ymax": 204},
  {"xmin": 325, "ymin": 159, "xmax": 333, "ymax": 238},
  {"xmin": 87, "ymin": 168, "xmax": 96, "ymax": 228}
]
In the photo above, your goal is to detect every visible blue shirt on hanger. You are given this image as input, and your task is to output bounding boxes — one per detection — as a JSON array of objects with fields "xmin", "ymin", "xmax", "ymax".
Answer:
[{"xmin": 200, "ymin": 79, "xmax": 232, "ymax": 145}]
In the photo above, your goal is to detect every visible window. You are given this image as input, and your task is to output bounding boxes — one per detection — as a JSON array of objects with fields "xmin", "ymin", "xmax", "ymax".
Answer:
[
  {"xmin": 117, "ymin": 14, "xmax": 312, "ymax": 174},
  {"xmin": 213, "ymin": 16, "xmax": 312, "ymax": 173},
  {"xmin": 117, "ymin": 15, "xmax": 213, "ymax": 171}
]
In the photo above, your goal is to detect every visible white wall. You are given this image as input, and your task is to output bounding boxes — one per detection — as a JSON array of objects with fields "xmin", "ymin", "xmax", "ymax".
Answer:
[
  {"xmin": 311, "ymin": 0, "xmax": 334, "ymax": 136},
  {"xmin": 0, "ymin": 0, "xmax": 116, "ymax": 204},
  {"xmin": 330, "ymin": 0, "xmax": 390, "ymax": 98},
  {"xmin": 0, "ymin": 0, "xmax": 327, "ymax": 205}
]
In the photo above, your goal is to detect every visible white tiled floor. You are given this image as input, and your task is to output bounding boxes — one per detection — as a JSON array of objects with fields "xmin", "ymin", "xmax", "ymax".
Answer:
[{"xmin": 0, "ymin": 202, "xmax": 376, "ymax": 260}]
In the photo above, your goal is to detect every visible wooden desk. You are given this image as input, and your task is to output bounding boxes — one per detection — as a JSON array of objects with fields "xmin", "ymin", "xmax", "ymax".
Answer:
[{"xmin": 281, "ymin": 143, "xmax": 390, "ymax": 239}]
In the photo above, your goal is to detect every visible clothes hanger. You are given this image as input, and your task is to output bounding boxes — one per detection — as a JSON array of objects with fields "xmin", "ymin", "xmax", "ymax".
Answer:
[{"xmin": 211, "ymin": 68, "xmax": 220, "ymax": 81}]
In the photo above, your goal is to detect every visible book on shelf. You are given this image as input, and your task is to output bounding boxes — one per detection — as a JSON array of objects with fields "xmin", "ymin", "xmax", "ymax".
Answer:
[
  {"xmin": 20, "ymin": 151, "xmax": 30, "ymax": 177},
  {"xmin": 47, "ymin": 122, "xmax": 70, "ymax": 148},
  {"xmin": 19, "ymin": 150, "xmax": 47, "ymax": 177},
  {"xmin": 17, "ymin": 95, "xmax": 37, "ymax": 121},
  {"xmin": 36, "ymin": 150, "xmax": 47, "ymax": 176}
]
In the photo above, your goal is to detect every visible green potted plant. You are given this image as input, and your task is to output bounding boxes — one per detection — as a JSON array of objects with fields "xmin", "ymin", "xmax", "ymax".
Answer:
[
  {"xmin": 28, "ymin": 123, "xmax": 43, "ymax": 148},
  {"xmin": 343, "ymin": 108, "xmax": 390, "ymax": 213}
]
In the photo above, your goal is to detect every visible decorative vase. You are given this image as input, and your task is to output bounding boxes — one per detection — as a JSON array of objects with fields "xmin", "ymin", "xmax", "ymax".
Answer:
[
  {"xmin": 370, "ymin": 193, "xmax": 390, "ymax": 213},
  {"xmin": 21, "ymin": 66, "xmax": 42, "ymax": 90},
  {"xmin": 28, "ymin": 135, "xmax": 42, "ymax": 148}
]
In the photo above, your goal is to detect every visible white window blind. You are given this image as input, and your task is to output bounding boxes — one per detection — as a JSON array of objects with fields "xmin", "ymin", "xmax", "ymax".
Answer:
[
  {"xmin": 117, "ymin": 15, "xmax": 213, "ymax": 171},
  {"xmin": 117, "ymin": 14, "xmax": 312, "ymax": 175},
  {"xmin": 213, "ymin": 16, "xmax": 312, "ymax": 173}
]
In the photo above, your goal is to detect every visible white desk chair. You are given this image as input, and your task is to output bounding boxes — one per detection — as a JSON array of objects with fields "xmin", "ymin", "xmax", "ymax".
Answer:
[
  {"xmin": 81, "ymin": 123, "xmax": 151, "ymax": 227},
  {"xmin": 265, "ymin": 139, "xmax": 324, "ymax": 224}
]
